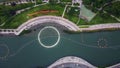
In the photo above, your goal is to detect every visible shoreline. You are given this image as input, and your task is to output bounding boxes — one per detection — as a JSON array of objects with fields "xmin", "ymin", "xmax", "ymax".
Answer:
[
  {"xmin": 0, "ymin": 16, "xmax": 120, "ymax": 35},
  {"xmin": 0, "ymin": 16, "xmax": 80, "ymax": 35},
  {"xmin": 64, "ymin": 23, "xmax": 120, "ymax": 34},
  {"xmin": 79, "ymin": 23, "xmax": 120, "ymax": 32}
]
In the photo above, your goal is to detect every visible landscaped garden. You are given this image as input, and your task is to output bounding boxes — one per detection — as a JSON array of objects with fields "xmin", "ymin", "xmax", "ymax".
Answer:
[
  {"xmin": 64, "ymin": 0, "xmax": 120, "ymax": 26},
  {"xmin": 104, "ymin": 1, "xmax": 120, "ymax": 18},
  {"xmin": 82, "ymin": 0, "xmax": 120, "ymax": 21},
  {"xmin": 64, "ymin": 4, "xmax": 118, "ymax": 27},
  {"xmin": 0, "ymin": 2, "xmax": 34, "ymax": 26},
  {"xmin": 0, "ymin": 0, "xmax": 119, "ymax": 29},
  {"xmin": 60, "ymin": 0, "xmax": 72, "ymax": 2},
  {"xmin": 0, "ymin": 3, "xmax": 65, "ymax": 28}
]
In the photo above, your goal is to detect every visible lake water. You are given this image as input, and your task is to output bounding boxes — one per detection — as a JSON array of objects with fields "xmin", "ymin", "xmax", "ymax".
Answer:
[{"xmin": 0, "ymin": 25, "xmax": 120, "ymax": 68}]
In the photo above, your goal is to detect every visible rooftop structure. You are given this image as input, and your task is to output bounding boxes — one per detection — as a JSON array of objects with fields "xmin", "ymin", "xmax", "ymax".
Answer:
[
  {"xmin": 48, "ymin": 56, "xmax": 96, "ymax": 68},
  {"xmin": 42, "ymin": 0, "xmax": 49, "ymax": 3},
  {"xmin": 72, "ymin": 0, "xmax": 82, "ymax": 4}
]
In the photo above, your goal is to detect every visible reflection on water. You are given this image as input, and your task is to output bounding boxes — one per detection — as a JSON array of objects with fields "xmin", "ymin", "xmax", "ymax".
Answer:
[{"xmin": 0, "ymin": 26, "xmax": 120, "ymax": 68}]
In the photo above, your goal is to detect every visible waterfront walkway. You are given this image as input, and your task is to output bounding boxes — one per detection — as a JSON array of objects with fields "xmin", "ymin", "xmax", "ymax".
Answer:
[
  {"xmin": 0, "ymin": 16, "xmax": 120, "ymax": 35},
  {"xmin": 0, "ymin": 16, "xmax": 80, "ymax": 35},
  {"xmin": 80, "ymin": 23, "xmax": 120, "ymax": 32}
]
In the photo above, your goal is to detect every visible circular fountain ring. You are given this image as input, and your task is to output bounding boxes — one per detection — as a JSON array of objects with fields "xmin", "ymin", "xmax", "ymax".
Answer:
[{"xmin": 38, "ymin": 26, "xmax": 60, "ymax": 48}]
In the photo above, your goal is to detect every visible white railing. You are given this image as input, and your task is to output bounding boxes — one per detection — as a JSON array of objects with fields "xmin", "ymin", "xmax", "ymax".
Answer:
[{"xmin": 0, "ymin": 16, "xmax": 80, "ymax": 35}]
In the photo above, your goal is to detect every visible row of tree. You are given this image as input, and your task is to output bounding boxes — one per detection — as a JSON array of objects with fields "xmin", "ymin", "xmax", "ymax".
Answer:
[
  {"xmin": 0, "ymin": 3, "xmax": 34, "ymax": 24},
  {"xmin": 105, "ymin": 1, "xmax": 120, "ymax": 18},
  {"xmin": 83, "ymin": 0, "xmax": 114, "ymax": 8},
  {"xmin": 83, "ymin": 0, "xmax": 120, "ymax": 18}
]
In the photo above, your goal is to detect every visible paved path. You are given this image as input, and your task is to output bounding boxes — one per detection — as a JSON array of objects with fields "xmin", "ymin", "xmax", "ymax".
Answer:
[
  {"xmin": 0, "ymin": 16, "xmax": 80, "ymax": 35},
  {"xmin": 0, "ymin": 15, "xmax": 120, "ymax": 35},
  {"xmin": 16, "ymin": 3, "xmax": 47, "ymax": 15},
  {"xmin": 103, "ymin": 10, "xmax": 120, "ymax": 22},
  {"xmin": 62, "ymin": 5, "xmax": 68, "ymax": 18},
  {"xmin": 99, "ymin": 0, "xmax": 120, "ymax": 11},
  {"xmin": 0, "ymin": 3, "xmax": 48, "ymax": 27},
  {"xmin": 80, "ymin": 23, "xmax": 120, "ymax": 31}
]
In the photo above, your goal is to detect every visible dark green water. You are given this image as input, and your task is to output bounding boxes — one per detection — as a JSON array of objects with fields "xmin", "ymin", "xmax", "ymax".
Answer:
[
  {"xmin": 0, "ymin": 0, "xmax": 8, "ymax": 2},
  {"xmin": 0, "ymin": 27, "xmax": 120, "ymax": 68}
]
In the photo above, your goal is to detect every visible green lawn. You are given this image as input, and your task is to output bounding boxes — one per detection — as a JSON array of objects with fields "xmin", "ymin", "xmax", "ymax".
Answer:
[
  {"xmin": 64, "ymin": 5, "xmax": 119, "ymax": 26},
  {"xmin": 1, "ymin": 3, "xmax": 65, "ymax": 28},
  {"xmin": 64, "ymin": 6, "xmax": 80, "ymax": 24},
  {"xmin": 0, "ymin": 3, "xmax": 34, "ymax": 25},
  {"xmin": 0, "ymin": 2, "xmax": 119, "ymax": 29},
  {"xmin": 60, "ymin": 0, "xmax": 72, "ymax": 2},
  {"xmin": 104, "ymin": 1, "xmax": 120, "ymax": 18},
  {"xmin": 89, "ymin": 13, "xmax": 119, "ymax": 25}
]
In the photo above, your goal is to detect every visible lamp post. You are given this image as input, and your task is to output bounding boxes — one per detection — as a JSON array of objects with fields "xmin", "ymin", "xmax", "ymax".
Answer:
[
  {"xmin": 77, "ymin": 0, "xmax": 82, "ymax": 25},
  {"xmin": 79, "ymin": 0, "xmax": 82, "ymax": 18},
  {"xmin": 35, "ymin": 0, "xmax": 37, "ymax": 6}
]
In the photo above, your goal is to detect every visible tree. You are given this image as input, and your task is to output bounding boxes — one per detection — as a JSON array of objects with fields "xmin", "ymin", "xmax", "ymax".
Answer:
[
  {"xmin": 105, "ymin": 2, "xmax": 120, "ymax": 17},
  {"xmin": 11, "ymin": 2, "xmax": 16, "ymax": 6}
]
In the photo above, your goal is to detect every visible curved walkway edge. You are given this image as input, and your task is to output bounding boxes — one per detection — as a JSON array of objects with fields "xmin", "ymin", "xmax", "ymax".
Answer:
[
  {"xmin": 0, "ymin": 16, "xmax": 80, "ymax": 35},
  {"xmin": 79, "ymin": 23, "xmax": 120, "ymax": 32},
  {"xmin": 0, "ymin": 16, "xmax": 120, "ymax": 35}
]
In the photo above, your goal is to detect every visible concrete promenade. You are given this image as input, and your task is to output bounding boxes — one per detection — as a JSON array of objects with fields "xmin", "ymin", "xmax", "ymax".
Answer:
[
  {"xmin": 80, "ymin": 23, "xmax": 120, "ymax": 32},
  {"xmin": 0, "ymin": 16, "xmax": 80, "ymax": 35},
  {"xmin": 48, "ymin": 56, "xmax": 96, "ymax": 68},
  {"xmin": 0, "ymin": 16, "xmax": 120, "ymax": 35},
  {"xmin": 107, "ymin": 63, "xmax": 120, "ymax": 68}
]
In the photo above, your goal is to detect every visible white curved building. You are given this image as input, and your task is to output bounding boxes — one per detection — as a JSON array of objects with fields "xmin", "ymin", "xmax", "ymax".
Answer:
[{"xmin": 48, "ymin": 56, "xmax": 96, "ymax": 68}]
